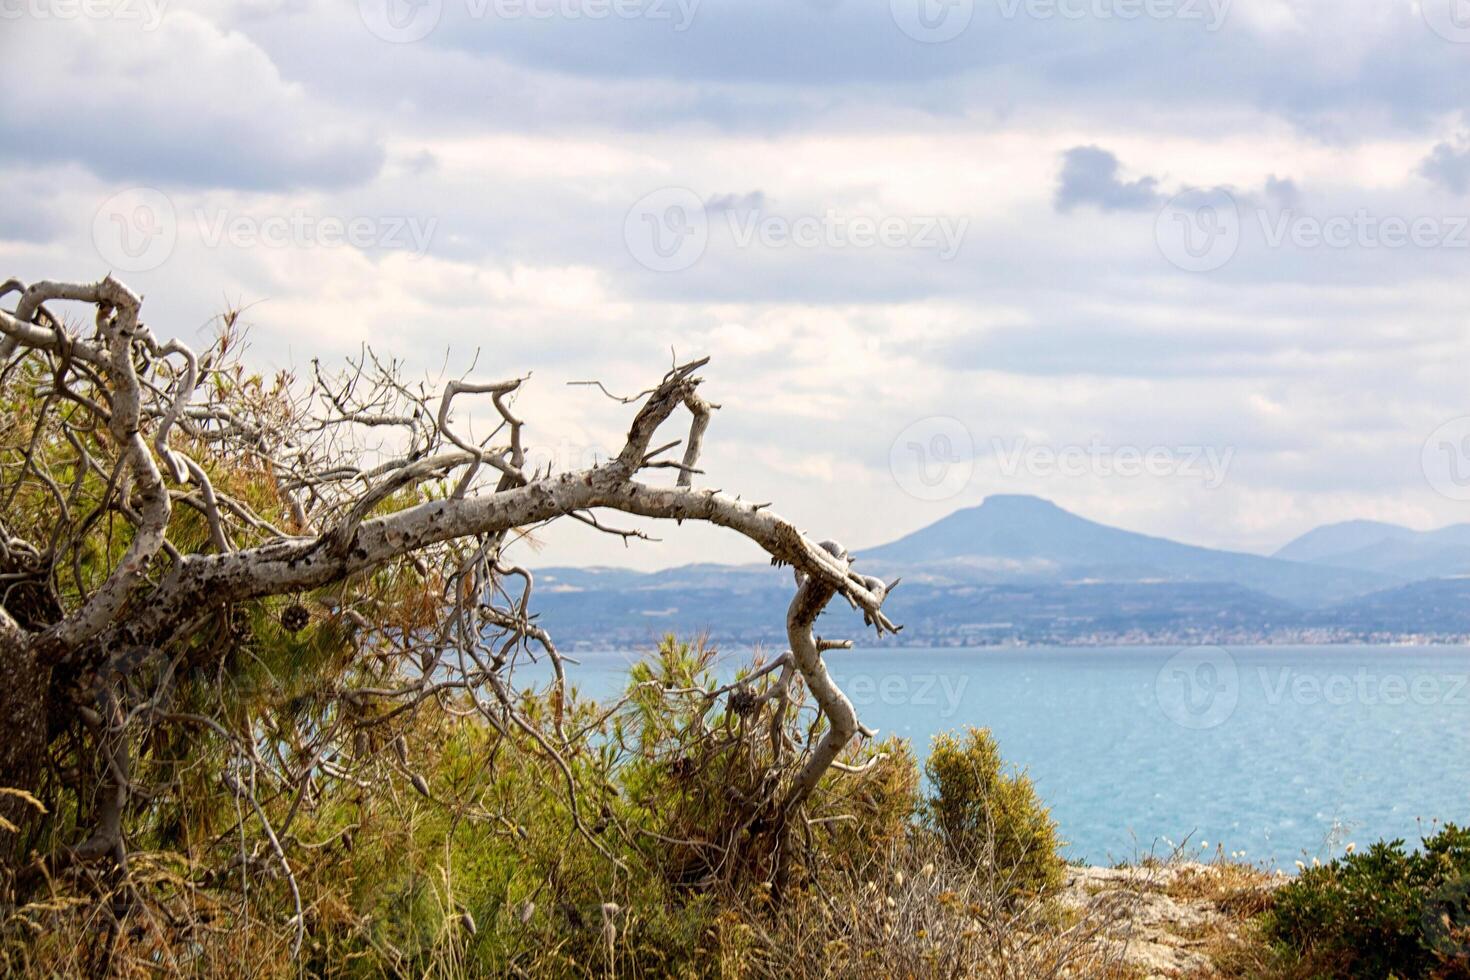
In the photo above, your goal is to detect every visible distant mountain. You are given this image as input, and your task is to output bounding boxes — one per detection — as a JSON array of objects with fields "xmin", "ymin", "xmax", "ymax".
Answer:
[
  {"xmin": 524, "ymin": 495, "xmax": 1470, "ymax": 649},
  {"xmin": 860, "ymin": 495, "xmax": 1393, "ymax": 607},
  {"xmin": 1274, "ymin": 519, "xmax": 1470, "ymax": 580},
  {"xmin": 1315, "ymin": 577, "xmax": 1470, "ymax": 635},
  {"xmin": 1273, "ymin": 520, "xmax": 1419, "ymax": 564}
]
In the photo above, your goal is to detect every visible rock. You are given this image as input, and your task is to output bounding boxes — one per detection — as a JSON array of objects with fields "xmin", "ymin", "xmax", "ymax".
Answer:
[{"xmin": 1058, "ymin": 863, "xmax": 1278, "ymax": 979}]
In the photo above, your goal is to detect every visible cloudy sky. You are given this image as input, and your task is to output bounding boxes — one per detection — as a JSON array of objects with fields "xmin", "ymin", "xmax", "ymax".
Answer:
[{"xmin": 4, "ymin": 0, "xmax": 1470, "ymax": 569}]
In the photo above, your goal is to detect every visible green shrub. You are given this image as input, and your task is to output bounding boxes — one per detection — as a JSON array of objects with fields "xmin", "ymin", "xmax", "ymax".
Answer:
[
  {"xmin": 1265, "ymin": 823, "xmax": 1470, "ymax": 978},
  {"xmin": 616, "ymin": 636, "xmax": 921, "ymax": 893},
  {"xmin": 922, "ymin": 727, "xmax": 1064, "ymax": 900}
]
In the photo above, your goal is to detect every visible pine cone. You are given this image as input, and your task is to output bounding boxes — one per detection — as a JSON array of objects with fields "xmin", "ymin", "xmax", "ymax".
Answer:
[
  {"xmin": 728, "ymin": 686, "xmax": 760, "ymax": 717},
  {"xmin": 280, "ymin": 602, "xmax": 310, "ymax": 633},
  {"xmin": 229, "ymin": 617, "xmax": 255, "ymax": 648}
]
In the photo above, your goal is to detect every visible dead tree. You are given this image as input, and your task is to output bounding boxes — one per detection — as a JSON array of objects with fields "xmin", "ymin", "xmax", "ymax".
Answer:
[{"xmin": 0, "ymin": 275, "xmax": 897, "ymax": 906}]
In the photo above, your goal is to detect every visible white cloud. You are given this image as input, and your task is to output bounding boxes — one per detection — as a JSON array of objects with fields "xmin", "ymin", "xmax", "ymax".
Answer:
[{"xmin": 0, "ymin": 10, "xmax": 382, "ymax": 189}]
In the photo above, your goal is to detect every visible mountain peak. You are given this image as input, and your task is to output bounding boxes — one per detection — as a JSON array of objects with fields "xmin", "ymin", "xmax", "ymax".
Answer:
[
  {"xmin": 859, "ymin": 495, "xmax": 1391, "ymax": 606},
  {"xmin": 862, "ymin": 494, "xmax": 1105, "ymax": 565},
  {"xmin": 978, "ymin": 493, "xmax": 1061, "ymax": 510},
  {"xmin": 1273, "ymin": 520, "xmax": 1414, "ymax": 564},
  {"xmin": 1273, "ymin": 518, "xmax": 1470, "ymax": 578}
]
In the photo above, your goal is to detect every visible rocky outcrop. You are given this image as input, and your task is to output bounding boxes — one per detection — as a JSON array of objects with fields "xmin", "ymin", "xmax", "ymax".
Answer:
[{"xmin": 1060, "ymin": 863, "xmax": 1281, "ymax": 979}]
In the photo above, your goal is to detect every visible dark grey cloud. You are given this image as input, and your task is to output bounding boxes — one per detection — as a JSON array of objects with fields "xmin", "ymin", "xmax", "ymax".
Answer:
[
  {"xmin": 1264, "ymin": 175, "xmax": 1300, "ymax": 208},
  {"xmin": 1420, "ymin": 139, "xmax": 1470, "ymax": 195},
  {"xmin": 1053, "ymin": 146, "xmax": 1161, "ymax": 213},
  {"xmin": 706, "ymin": 191, "xmax": 766, "ymax": 213},
  {"xmin": 0, "ymin": 121, "xmax": 384, "ymax": 193}
]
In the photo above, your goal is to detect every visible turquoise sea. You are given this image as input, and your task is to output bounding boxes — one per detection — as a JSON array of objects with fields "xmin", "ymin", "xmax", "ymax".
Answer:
[{"xmin": 526, "ymin": 644, "xmax": 1470, "ymax": 867}]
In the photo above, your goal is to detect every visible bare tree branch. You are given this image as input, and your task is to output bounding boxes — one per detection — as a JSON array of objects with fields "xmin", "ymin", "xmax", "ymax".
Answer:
[{"xmin": 0, "ymin": 276, "xmax": 900, "ymax": 944}]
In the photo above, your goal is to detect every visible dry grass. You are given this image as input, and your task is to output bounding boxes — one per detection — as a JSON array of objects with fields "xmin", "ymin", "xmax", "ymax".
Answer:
[
  {"xmin": 723, "ymin": 836, "xmax": 1134, "ymax": 979},
  {"xmin": 3, "ymin": 835, "xmax": 1140, "ymax": 979},
  {"xmin": 1163, "ymin": 861, "xmax": 1280, "ymax": 915}
]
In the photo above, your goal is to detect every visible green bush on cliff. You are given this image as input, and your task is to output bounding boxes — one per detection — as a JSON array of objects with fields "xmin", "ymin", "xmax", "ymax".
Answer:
[
  {"xmin": 923, "ymin": 727, "xmax": 1065, "ymax": 899},
  {"xmin": 1265, "ymin": 823, "xmax": 1470, "ymax": 978}
]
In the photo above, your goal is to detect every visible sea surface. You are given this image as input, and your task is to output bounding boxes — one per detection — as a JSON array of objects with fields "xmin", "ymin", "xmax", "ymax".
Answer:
[{"xmin": 519, "ymin": 644, "xmax": 1470, "ymax": 867}]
